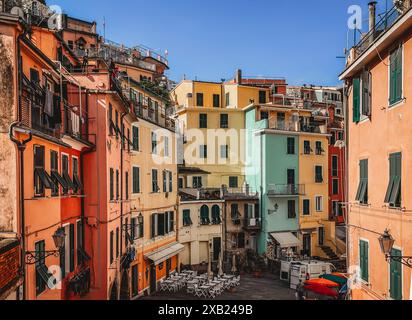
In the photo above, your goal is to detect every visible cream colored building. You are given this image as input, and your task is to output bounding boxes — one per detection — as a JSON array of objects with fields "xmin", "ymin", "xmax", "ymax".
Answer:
[{"xmin": 177, "ymin": 189, "xmax": 224, "ymax": 268}]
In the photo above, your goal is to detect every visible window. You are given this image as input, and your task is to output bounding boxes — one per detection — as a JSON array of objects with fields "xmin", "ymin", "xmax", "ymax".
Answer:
[
  {"xmin": 127, "ymin": 128, "xmax": 131, "ymax": 152},
  {"xmin": 229, "ymin": 176, "xmax": 238, "ymax": 188},
  {"xmin": 315, "ymin": 141, "xmax": 324, "ymax": 155},
  {"xmin": 110, "ymin": 168, "xmax": 114, "ymax": 200},
  {"xmin": 304, "ymin": 141, "xmax": 312, "ymax": 155},
  {"xmin": 110, "ymin": 231, "xmax": 114, "ymax": 264},
  {"xmin": 211, "ymin": 205, "xmax": 221, "ymax": 224},
  {"xmin": 225, "ymin": 93, "xmax": 230, "ymax": 107},
  {"xmin": 389, "ymin": 45, "xmax": 403, "ymax": 106},
  {"xmin": 315, "ymin": 166, "xmax": 323, "ymax": 183},
  {"xmin": 332, "ymin": 156, "xmax": 339, "ymax": 177},
  {"xmin": 64, "ymin": 224, "xmax": 75, "ymax": 274},
  {"xmin": 35, "ymin": 240, "xmax": 51, "ymax": 296},
  {"xmin": 34, "ymin": 145, "xmax": 52, "ymax": 197},
  {"xmin": 77, "ymin": 220, "xmax": 85, "ymax": 266},
  {"xmin": 50, "ymin": 151, "xmax": 59, "ymax": 196},
  {"xmin": 139, "ymin": 216, "xmax": 144, "ymax": 239},
  {"xmin": 200, "ymin": 205, "xmax": 210, "ymax": 225},
  {"xmin": 132, "ymin": 265, "xmax": 138, "ymax": 297},
  {"xmin": 169, "ymin": 171, "xmax": 173, "ymax": 193},
  {"xmin": 116, "ymin": 227, "xmax": 119, "ymax": 258},
  {"xmin": 62, "ymin": 154, "xmax": 74, "ymax": 195},
  {"xmin": 220, "ymin": 114, "xmax": 229, "ymax": 128},
  {"xmin": 259, "ymin": 90, "xmax": 267, "ymax": 104},
  {"xmin": 231, "ymin": 204, "xmax": 240, "ymax": 223},
  {"xmin": 200, "ymin": 145, "xmax": 208, "ymax": 159},
  {"xmin": 163, "ymin": 170, "xmax": 167, "ymax": 193},
  {"xmin": 178, "ymin": 178, "xmax": 184, "ymax": 189},
  {"xmin": 355, "ymin": 159, "xmax": 368, "ymax": 205},
  {"xmin": 116, "ymin": 170, "xmax": 119, "ymax": 200},
  {"xmin": 315, "ymin": 196, "xmax": 323, "ymax": 212},
  {"xmin": 72, "ymin": 157, "xmax": 82, "ymax": 194},
  {"xmin": 157, "ymin": 213, "xmax": 165, "ymax": 236},
  {"xmin": 196, "ymin": 93, "xmax": 204, "ymax": 107},
  {"xmin": 330, "ymin": 132, "xmax": 336, "ymax": 146},
  {"xmin": 332, "ymin": 179, "xmax": 339, "ymax": 195},
  {"xmin": 183, "ymin": 209, "xmax": 192, "ymax": 226},
  {"xmin": 108, "ymin": 103, "xmax": 114, "ymax": 135},
  {"xmin": 390, "ymin": 248, "xmax": 403, "ymax": 300},
  {"xmin": 133, "ymin": 167, "xmax": 140, "ymax": 194},
  {"xmin": 287, "ymin": 137, "xmax": 295, "ymax": 155},
  {"xmin": 303, "ymin": 199, "xmax": 310, "ymax": 216},
  {"xmin": 193, "ymin": 176, "xmax": 203, "ymax": 189},
  {"xmin": 68, "ymin": 40, "xmax": 74, "ymax": 50},
  {"xmin": 199, "ymin": 114, "xmax": 208, "ymax": 129},
  {"xmin": 132, "ymin": 126, "xmax": 139, "ymax": 151},
  {"xmin": 359, "ymin": 240, "xmax": 369, "ymax": 283},
  {"xmin": 287, "ymin": 169, "xmax": 295, "ymax": 185},
  {"xmin": 384, "ymin": 153, "xmax": 402, "ymax": 208},
  {"xmin": 213, "ymin": 94, "xmax": 220, "ymax": 108},
  {"xmin": 220, "ymin": 145, "xmax": 229, "ymax": 159},
  {"xmin": 167, "ymin": 211, "xmax": 175, "ymax": 233},
  {"xmin": 152, "ymin": 169, "xmax": 159, "ymax": 193},
  {"xmin": 236, "ymin": 233, "xmax": 246, "ymax": 249},
  {"xmin": 164, "ymin": 136, "xmax": 170, "ymax": 157},
  {"xmin": 288, "ymin": 200, "xmax": 296, "ymax": 219},
  {"xmin": 115, "ymin": 110, "xmax": 119, "ymax": 139},
  {"xmin": 151, "ymin": 132, "xmax": 157, "ymax": 154},
  {"xmin": 125, "ymin": 171, "xmax": 129, "ymax": 200},
  {"xmin": 361, "ymin": 70, "xmax": 372, "ymax": 117},
  {"xmin": 30, "ymin": 68, "xmax": 40, "ymax": 83},
  {"xmin": 261, "ymin": 111, "xmax": 269, "ymax": 120}
]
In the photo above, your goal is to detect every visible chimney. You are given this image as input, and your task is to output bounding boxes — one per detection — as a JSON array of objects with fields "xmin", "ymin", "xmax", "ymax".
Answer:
[
  {"xmin": 368, "ymin": 1, "xmax": 377, "ymax": 32},
  {"xmin": 235, "ymin": 69, "xmax": 242, "ymax": 85}
]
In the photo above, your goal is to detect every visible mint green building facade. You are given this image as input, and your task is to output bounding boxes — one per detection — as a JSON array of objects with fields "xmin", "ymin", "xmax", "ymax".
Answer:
[{"xmin": 245, "ymin": 108, "xmax": 300, "ymax": 255}]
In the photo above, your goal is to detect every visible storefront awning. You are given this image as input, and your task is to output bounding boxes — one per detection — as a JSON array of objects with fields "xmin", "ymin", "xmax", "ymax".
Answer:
[
  {"xmin": 270, "ymin": 232, "xmax": 301, "ymax": 248},
  {"xmin": 144, "ymin": 242, "xmax": 184, "ymax": 266}
]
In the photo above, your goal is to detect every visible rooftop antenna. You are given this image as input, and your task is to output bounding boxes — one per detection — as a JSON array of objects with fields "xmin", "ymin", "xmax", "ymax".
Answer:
[{"xmin": 103, "ymin": 16, "xmax": 106, "ymax": 41}]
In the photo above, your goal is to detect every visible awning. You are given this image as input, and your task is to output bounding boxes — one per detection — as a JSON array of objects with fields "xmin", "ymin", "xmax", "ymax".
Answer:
[
  {"xmin": 270, "ymin": 232, "xmax": 301, "ymax": 248},
  {"xmin": 144, "ymin": 242, "xmax": 184, "ymax": 266}
]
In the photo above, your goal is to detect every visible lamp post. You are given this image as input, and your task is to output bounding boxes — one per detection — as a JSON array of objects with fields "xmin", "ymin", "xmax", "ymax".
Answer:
[
  {"xmin": 379, "ymin": 229, "xmax": 412, "ymax": 268},
  {"xmin": 25, "ymin": 228, "xmax": 66, "ymax": 265}
]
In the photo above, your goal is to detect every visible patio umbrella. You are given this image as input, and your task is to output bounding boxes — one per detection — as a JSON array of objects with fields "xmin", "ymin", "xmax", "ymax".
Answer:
[
  {"xmin": 305, "ymin": 278, "xmax": 339, "ymax": 288},
  {"xmin": 320, "ymin": 274, "xmax": 347, "ymax": 286},
  {"xmin": 305, "ymin": 285, "xmax": 339, "ymax": 298},
  {"xmin": 231, "ymin": 254, "xmax": 237, "ymax": 274}
]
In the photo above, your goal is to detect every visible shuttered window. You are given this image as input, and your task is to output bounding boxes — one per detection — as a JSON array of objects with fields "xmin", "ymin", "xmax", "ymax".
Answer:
[
  {"xmin": 220, "ymin": 114, "xmax": 229, "ymax": 128},
  {"xmin": 199, "ymin": 114, "xmax": 208, "ymax": 128},
  {"xmin": 183, "ymin": 210, "xmax": 192, "ymax": 226},
  {"xmin": 196, "ymin": 93, "xmax": 204, "ymax": 107},
  {"xmin": 315, "ymin": 166, "xmax": 323, "ymax": 183},
  {"xmin": 110, "ymin": 168, "xmax": 114, "ymax": 200},
  {"xmin": 288, "ymin": 200, "xmax": 296, "ymax": 219},
  {"xmin": 132, "ymin": 126, "xmax": 139, "ymax": 151},
  {"xmin": 384, "ymin": 153, "xmax": 402, "ymax": 207},
  {"xmin": 152, "ymin": 169, "xmax": 158, "ymax": 193},
  {"xmin": 213, "ymin": 94, "xmax": 220, "ymax": 108},
  {"xmin": 359, "ymin": 240, "xmax": 369, "ymax": 282},
  {"xmin": 132, "ymin": 167, "xmax": 140, "ymax": 194},
  {"xmin": 356, "ymin": 160, "xmax": 368, "ymax": 204},
  {"xmin": 353, "ymin": 77, "xmax": 361, "ymax": 123},
  {"xmin": 389, "ymin": 45, "xmax": 403, "ymax": 106},
  {"xmin": 69, "ymin": 224, "xmax": 75, "ymax": 273},
  {"xmin": 362, "ymin": 70, "xmax": 372, "ymax": 117},
  {"xmin": 287, "ymin": 137, "xmax": 295, "ymax": 155},
  {"xmin": 303, "ymin": 199, "xmax": 310, "ymax": 216},
  {"xmin": 390, "ymin": 248, "xmax": 403, "ymax": 300},
  {"xmin": 200, "ymin": 205, "xmax": 210, "ymax": 225},
  {"xmin": 109, "ymin": 231, "xmax": 114, "ymax": 265},
  {"xmin": 211, "ymin": 205, "xmax": 221, "ymax": 224}
]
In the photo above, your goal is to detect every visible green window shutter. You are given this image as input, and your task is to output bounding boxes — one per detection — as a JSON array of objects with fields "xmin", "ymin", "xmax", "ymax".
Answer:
[
  {"xmin": 200, "ymin": 205, "xmax": 210, "ymax": 224},
  {"xmin": 353, "ymin": 78, "xmax": 361, "ymax": 122},
  {"xmin": 390, "ymin": 248, "xmax": 403, "ymax": 300},
  {"xmin": 69, "ymin": 224, "xmax": 75, "ymax": 272},
  {"xmin": 360, "ymin": 240, "xmax": 369, "ymax": 282}
]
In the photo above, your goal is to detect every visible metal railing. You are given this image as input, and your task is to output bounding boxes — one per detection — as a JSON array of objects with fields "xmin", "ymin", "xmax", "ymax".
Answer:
[
  {"xmin": 354, "ymin": 5, "xmax": 408, "ymax": 57},
  {"xmin": 267, "ymin": 184, "xmax": 305, "ymax": 196},
  {"xmin": 244, "ymin": 218, "xmax": 262, "ymax": 229}
]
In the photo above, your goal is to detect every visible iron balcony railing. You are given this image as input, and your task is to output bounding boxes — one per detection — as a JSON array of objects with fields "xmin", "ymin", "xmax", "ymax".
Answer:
[
  {"xmin": 354, "ymin": 5, "xmax": 409, "ymax": 58},
  {"xmin": 267, "ymin": 184, "xmax": 305, "ymax": 196},
  {"xmin": 244, "ymin": 218, "xmax": 262, "ymax": 229}
]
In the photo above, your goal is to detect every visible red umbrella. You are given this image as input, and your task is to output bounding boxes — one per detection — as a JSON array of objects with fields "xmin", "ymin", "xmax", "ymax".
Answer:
[
  {"xmin": 305, "ymin": 278, "xmax": 339, "ymax": 288},
  {"xmin": 304, "ymin": 284, "xmax": 339, "ymax": 298}
]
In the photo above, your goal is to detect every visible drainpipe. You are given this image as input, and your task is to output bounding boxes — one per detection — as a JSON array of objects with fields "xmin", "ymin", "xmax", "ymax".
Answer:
[
  {"xmin": 9, "ymin": 124, "xmax": 32, "ymax": 301},
  {"xmin": 343, "ymin": 81, "xmax": 350, "ymax": 273},
  {"xmin": 120, "ymin": 111, "xmax": 127, "ymax": 259}
]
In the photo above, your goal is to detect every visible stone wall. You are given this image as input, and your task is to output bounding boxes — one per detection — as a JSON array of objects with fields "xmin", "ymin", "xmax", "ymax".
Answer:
[{"xmin": 0, "ymin": 34, "xmax": 17, "ymax": 233}]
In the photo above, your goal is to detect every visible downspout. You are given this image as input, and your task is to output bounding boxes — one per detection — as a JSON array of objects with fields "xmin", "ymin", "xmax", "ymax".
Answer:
[
  {"xmin": 120, "ymin": 111, "xmax": 127, "ymax": 259},
  {"xmin": 343, "ymin": 81, "xmax": 350, "ymax": 273},
  {"xmin": 9, "ymin": 124, "xmax": 32, "ymax": 301}
]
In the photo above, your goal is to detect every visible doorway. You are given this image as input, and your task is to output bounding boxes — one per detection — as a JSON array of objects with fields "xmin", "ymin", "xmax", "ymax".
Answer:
[
  {"xmin": 166, "ymin": 258, "xmax": 172, "ymax": 278},
  {"xmin": 150, "ymin": 264, "xmax": 157, "ymax": 294},
  {"xmin": 303, "ymin": 234, "xmax": 312, "ymax": 257}
]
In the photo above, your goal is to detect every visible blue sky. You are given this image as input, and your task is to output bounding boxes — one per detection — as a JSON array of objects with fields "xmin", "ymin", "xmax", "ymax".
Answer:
[{"xmin": 51, "ymin": 0, "xmax": 392, "ymax": 85}]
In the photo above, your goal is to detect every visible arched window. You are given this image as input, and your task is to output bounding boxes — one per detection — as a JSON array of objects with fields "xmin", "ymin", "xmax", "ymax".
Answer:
[
  {"xmin": 200, "ymin": 205, "xmax": 210, "ymax": 225},
  {"xmin": 212, "ymin": 205, "xmax": 221, "ymax": 224}
]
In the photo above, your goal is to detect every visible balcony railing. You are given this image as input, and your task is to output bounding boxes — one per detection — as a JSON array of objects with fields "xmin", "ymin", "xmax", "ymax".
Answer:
[
  {"xmin": 267, "ymin": 184, "xmax": 305, "ymax": 196},
  {"xmin": 354, "ymin": 5, "xmax": 409, "ymax": 58},
  {"xmin": 259, "ymin": 119, "xmax": 328, "ymax": 135},
  {"xmin": 244, "ymin": 218, "xmax": 262, "ymax": 230},
  {"xmin": 222, "ymin": 187, "xmax": 259, "ymax": 198}
]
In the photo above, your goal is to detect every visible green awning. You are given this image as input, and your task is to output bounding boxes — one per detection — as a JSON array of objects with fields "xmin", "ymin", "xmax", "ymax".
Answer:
[{"xmin": 320, "ymin": 274, "xmax": 347, "ymax": 286}]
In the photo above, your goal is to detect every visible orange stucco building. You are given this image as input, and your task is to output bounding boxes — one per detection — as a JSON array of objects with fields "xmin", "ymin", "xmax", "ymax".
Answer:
[{"xmin": 340, "ymin": 2, "xmax": 412, "ymax": 300}]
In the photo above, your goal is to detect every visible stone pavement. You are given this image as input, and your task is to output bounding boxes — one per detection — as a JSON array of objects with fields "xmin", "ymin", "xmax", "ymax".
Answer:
[{"xmin": 140, "ymin": 273, "xmax": 296, "ymax": 301}]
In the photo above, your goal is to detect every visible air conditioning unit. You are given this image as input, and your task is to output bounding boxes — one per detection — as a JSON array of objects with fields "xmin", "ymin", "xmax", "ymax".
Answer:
[{"xmin": 187, "ymin": 93, "xmax": 193, "ymax": 98}]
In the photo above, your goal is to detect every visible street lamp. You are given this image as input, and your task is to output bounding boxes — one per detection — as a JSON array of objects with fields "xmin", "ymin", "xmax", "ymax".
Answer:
[
  {"xmin": 379, "ymin": 229, "xmax": 412, "ymax": 268},
  {"xmin": 25, "ymin": 228, "xmax": 66, "ymax": 265}
]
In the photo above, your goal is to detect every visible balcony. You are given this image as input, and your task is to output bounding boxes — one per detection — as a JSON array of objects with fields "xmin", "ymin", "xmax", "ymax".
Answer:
[
  {"xmin": 244, "ymin": 218, "xmax": 262, "ymax": 231},
  {"xmin": 267, "ymin": 184, "xmax": 305, "ymax": 197},
  {"xmin": 222, "ymin": 187, "xmax": 259, "ymax": 200}
]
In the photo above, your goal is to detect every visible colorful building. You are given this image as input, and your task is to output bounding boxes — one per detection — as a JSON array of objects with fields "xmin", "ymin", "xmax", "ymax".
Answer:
[{"xmin": 340, "ymin": 1, "xmax": 412, "ymax": 300}]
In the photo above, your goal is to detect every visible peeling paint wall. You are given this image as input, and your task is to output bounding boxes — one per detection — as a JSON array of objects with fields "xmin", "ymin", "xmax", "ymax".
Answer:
[{"xmin": 0, "ymin": 34, "xmax": 17, "ymax": 233}]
